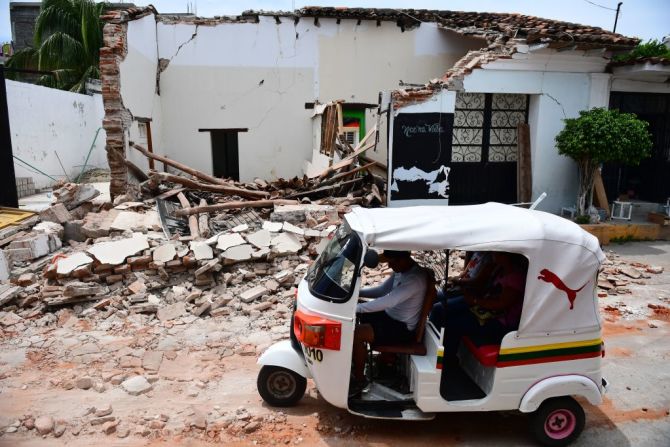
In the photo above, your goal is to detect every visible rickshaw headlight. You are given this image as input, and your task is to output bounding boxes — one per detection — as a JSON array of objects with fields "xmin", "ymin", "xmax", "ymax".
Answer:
[{"xmin": 293, "ymin": 309, "xmax": 341, "ymax": 351}]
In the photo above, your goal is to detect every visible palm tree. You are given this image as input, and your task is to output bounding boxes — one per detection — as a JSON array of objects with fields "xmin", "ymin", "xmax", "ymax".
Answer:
[{"xmin": 7, "ymin": 0, "xmax": 106, "ymax": 93}]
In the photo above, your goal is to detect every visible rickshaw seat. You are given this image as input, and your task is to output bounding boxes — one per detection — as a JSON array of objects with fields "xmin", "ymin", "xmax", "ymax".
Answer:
[
  {"xmin": 371, "ymin": 270, "xmax": 437, "ymax": 356},
  {"xmin": 462, "ymin": 336, "xmax": 499, "ymax": 367}
]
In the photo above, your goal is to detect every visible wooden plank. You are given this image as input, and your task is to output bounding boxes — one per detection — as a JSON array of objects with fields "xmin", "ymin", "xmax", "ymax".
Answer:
[
  {"xmin": 177, "ymin": 192, "xmax": 200, "ymax": 238},
  {"xmin": 131, "ymin": 142, "xmax": 229, "ymax": 186},
  {"xmin": 148, "ymin": 171, "xmax": 269, "ymax": 200},
  {"xmin": 516, "ymin": 123, "xmax": 532, "ymax": 203},
  {"xmin": 593, "ymin": 169, "xmax": 610, "ymax": 217},
  {"xmin": 174, "ymin": 199, "xmax": 299, "ymax": 217},
  {"xmin": 336, "ymin": 102, "xmax": 344, "ymax": 135},
  {"xmin": 318, "ymin": 139, "xmax": 377, "ymax": 179}
]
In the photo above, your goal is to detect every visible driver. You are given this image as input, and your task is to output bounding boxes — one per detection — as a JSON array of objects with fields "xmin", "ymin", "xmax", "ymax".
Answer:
[{"xmin": 351, "ymin": 250, "xmax": 428, "ymax": 393}]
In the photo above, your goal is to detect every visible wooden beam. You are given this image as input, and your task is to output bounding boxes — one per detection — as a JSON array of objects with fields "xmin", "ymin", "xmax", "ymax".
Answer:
[
  {"xmin": 177, "ymin": 192, "xmax": 200, "ymax": 238},
  {"xmin": 148, "ymin": 171, "xmax": 269, "ymax": 200},
  {"xmin": 517, "ymin": 123, "xmax": 532, "ymax": 203},
  {"xmin": 131, "ymin": 142, "xmax": 229, "ymax": 186},
  {"xmin": 174, "ymin": 199, "xmax": 299, "ymax": 217}
]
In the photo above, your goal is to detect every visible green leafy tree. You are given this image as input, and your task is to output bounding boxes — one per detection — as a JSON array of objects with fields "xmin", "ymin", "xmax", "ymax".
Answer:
[
  {"xmin": 555, "ymin": 108, "xmax": 652, "ymax": 217},
  {"xmin": 7, "ymin": 0, "xmax": 107, "ymax": 93}
]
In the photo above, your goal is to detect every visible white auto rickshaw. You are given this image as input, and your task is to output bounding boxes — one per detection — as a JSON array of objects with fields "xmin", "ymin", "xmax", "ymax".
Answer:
[{"xmin": 257, "ymin": 203, "xmax": 608, "ymax": 446}]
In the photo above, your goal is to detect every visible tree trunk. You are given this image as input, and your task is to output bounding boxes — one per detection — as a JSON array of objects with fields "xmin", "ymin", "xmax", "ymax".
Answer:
[{"xmin": 576, "ymin": 159, "xmax": 598, "ymax": 217}]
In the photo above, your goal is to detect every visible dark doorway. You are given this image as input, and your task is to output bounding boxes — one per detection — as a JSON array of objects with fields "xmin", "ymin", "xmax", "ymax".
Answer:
[
  {"xmin": 199, "ymin": 128, "xmax": 247, "ymax": 181},
  {"xmin": 603, "ymin": 92, "xmax": 670, "ymax": 203}
]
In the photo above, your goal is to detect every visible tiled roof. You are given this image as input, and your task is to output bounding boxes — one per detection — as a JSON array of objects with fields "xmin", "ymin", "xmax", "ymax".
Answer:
[
  {"xmin": 291, "ymin": 7, "xmax": 639, "ymax": 50},
  {"xmin": 102, "ymin": 5, "xmax": 639, "ymax": 50}
]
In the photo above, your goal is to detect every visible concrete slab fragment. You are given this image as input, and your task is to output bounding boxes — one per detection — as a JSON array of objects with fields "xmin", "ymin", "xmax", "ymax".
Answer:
[
  {"xmin": 87, "ymin": 233, "xmax": 149, "ymax": 265},
  {"xmin": 231, "ymin": 224, "xmax": 248, "ymax": 232},
  {"xmin": 157, "ymin": 302, "xmax": 187, "ymax": 322},
  {"xmin": 153, "ymin": 243, "xmax": 176, "ymax": 263},
  {"xmin": 222, "ymin": 244, "xmax": 254, "ymax": 262},
  {"xmin": 271, "ymin": 233, "xmax": 302, "ymax": 254},
  {"xmin": 111, "ymin": 211, "xmax": 161, "ymax": 232},
  {"xmin": 246, "ymin": 229, "xmax": 271, "ymax": 249},
  {"xmin": 262, "ymin": 221, "xmax": 283, "ymax": 232},
  {"xmin": 240, "ymin": 285, "xmax": 268, "ymax": 303},
  {"xmin": 282, "ymin": 221, "xmax": 305, "ymax": 236},
  {"xmin": 190, "ymin": 241, "xmax": 213, "ymax": 260},
  {"xmin": 56, "ymin": 252, "xmax": 94, "ymax": 275},
  {"xmin": 216, "ymin": 233, "xmax": 246, "ymax": 251}
]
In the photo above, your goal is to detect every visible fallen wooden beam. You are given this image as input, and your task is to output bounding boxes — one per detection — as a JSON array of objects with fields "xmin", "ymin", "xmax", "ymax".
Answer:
[
  {"xmin": 148, "ymin": 171, "xmax": 269, "ymax": 200},
  {"xmin": 198, "ymin": 198, "xmax": 210, "ymax": 238},
  {"xmin": 319, "ymin": 161, "xmax": 376, "ymax": 186},
  {"xmin": 131, "ymin": 142, "xmax": 229, "ymax": 186},
  {"xmin": 318, "ymin": 140, "xmax": 376, "ymax": 179},
  {"xmin": 174, "ymin": 199, "xmax": 299, "ymax": 217},
  {"xmin": 177, "ymin": 192, "xmax": 200, "ymax": 239}
]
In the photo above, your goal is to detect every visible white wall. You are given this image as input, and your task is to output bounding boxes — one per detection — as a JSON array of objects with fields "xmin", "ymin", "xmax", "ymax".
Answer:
[
  {"xmin": 8, "ymin": 80, "xmax": 107, "ymax": 190},
  {"xmin": 119, "ymin": 14, "xmax": 483, "ymax": 181},
  {"xmin": 462, "ymin": 50, "xmax": 611, "ymax": 213}
]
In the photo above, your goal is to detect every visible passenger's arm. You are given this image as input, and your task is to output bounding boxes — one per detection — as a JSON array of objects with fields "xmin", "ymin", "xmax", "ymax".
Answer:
[
  {"xmin": 356, "ymin": 276, "xmax": 424, "ymax": 313},
  {"xmin": 359, "ymin": 275, "xmax": 393, "ymax": 298}
]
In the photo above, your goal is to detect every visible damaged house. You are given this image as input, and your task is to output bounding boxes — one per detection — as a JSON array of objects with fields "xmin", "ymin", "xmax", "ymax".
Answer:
[{"xmin": 102, "ymin": 6, "xmax": 668, "ymax": 213}]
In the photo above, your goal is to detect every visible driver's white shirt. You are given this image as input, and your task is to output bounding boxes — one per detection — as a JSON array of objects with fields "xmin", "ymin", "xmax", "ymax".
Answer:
[{"xmin": 356, "ymin": 264, "xmax": 427, "ymax": 331}]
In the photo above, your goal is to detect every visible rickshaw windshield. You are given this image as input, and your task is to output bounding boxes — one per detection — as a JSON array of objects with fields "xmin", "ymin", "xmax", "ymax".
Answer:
[{"xmin": 306, "ymin": 223, "xmax": 362, "ymax": 302}]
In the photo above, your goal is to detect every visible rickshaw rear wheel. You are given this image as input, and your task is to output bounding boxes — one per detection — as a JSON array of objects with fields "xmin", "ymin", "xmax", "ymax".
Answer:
[
  {"xmin": 530, "ymin": 396, "xmax": 585, "ymax": 446},
  {"xmin": 257, "ymin": 365, "xmax": 306, "ymax": 407}
]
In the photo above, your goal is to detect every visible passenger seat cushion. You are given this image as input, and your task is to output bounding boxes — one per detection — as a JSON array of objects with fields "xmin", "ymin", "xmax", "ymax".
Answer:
[{"xmin": 462, "ymin": 336, "xmax": 499, "ymax": 367}]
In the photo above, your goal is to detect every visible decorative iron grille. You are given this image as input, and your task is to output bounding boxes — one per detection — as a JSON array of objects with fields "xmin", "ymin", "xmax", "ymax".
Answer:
[{"xmin": 452, "ymin": 93, "xmax": 528, "ymax": 163}]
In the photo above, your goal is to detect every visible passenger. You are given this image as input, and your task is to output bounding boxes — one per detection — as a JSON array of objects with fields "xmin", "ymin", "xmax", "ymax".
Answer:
[
  {"xmin": 429, "ymin": 251, "xmax": 496, "ymax": 329},
  {"xmin": 351, "ymin": 250, "xmax": 428, "ymax": 393},
  {"xmin": 441, "ymin": 252, "xmax": 527, "ymax": 368}
]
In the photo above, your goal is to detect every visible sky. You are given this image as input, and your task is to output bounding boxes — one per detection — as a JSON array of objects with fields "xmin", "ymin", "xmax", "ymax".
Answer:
[{"xmin": 1, "ymin": 0, "xmax": 668, "ymax": 44}]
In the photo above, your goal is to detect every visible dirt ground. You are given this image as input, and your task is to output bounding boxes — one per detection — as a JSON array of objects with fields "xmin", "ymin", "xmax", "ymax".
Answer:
[{"xmin": 1, "ymin": 241, "xmax": 669, "ymax": 447}]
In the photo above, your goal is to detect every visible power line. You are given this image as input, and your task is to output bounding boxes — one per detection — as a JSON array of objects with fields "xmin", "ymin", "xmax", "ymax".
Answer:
[{"xmin": 582, "ymin": 0, "xmax": 618, "ymax": 11}]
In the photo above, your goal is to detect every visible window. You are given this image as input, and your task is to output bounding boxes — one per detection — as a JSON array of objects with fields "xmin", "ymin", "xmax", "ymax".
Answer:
[
  {"xmin": 138, "ymin": 122, "xmax": 148, "ymax": 141},
  {"xmin": 306, "ymin": 223, "xmax": 362, "ymax": 302},
  {"xmin": 451, "ymin": 93, "xmax": 528, "ymax": 163}
]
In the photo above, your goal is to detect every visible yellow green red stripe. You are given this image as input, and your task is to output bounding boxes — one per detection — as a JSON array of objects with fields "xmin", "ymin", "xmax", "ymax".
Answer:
[{"xmin": 496, "ymin": 339, "xmax": 602, "ymax": 368}]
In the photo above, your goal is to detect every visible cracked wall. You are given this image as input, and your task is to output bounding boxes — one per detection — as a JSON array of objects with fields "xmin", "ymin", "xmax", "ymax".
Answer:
[{"xmin": 112, "ymin": 12, "xmax": 483, "ymax": 183}]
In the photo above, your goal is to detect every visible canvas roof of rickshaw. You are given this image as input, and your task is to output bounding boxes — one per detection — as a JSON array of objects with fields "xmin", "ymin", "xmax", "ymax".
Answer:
[
  {"xmin": 345, "ymin": 203, "xmax": 606, "ymax": 337},
  {"xmin": 345, "ymin": 203, "xmax": 603, "ymax": 260}
]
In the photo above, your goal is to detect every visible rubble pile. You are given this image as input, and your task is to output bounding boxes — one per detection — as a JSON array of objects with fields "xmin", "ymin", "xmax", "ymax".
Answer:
[{"xmin": 596, "ymin": 250, "xmax": 664, "ymax": 298}]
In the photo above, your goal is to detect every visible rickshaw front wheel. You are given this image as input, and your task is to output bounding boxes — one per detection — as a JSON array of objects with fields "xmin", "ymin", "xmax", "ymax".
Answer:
[
  {"xmin": 257, "ymin": 365, "xmax": 307, "ymax": 407},
  {"xmin": 530, "ymin": 396, "xmax": 585, "ymax": 446}
]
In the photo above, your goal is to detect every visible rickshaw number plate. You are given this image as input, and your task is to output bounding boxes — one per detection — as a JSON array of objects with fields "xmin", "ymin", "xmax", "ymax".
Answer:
[{"xmin": 302, "ymin": 346, "xmax": 324, "ymax": 363}]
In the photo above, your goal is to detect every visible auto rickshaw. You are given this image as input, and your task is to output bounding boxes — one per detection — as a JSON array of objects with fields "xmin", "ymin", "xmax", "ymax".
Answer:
[{"xmin": 257, "ymin": 203, "xmax": 608, "ymax": 446}]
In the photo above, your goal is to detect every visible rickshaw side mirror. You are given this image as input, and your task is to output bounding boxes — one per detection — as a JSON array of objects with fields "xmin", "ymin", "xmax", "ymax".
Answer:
[{"xmin": 363, "ymin": 249, "xmax": 379, "ymax": 268}]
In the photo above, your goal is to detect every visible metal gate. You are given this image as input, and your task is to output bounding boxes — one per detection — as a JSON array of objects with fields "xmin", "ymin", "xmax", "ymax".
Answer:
[
  {"xmin": 448, "ymin": 93, "xmax": 528, "ymax": 205},
  {"xmin": 603, "ymin": 92, "xmax": 670, "ymax": 203}
]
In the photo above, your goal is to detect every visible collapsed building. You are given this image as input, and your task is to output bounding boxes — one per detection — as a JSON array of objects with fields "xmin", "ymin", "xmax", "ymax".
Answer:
[{"xmin": 99, "ymin": 6, "xmax": 669, "ymax": 214}]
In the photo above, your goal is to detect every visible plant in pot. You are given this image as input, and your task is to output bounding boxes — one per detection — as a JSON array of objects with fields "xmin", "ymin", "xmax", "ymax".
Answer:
[{"xmin": 555, "ymin": 107, "xmax": 652, "ymax": 221}]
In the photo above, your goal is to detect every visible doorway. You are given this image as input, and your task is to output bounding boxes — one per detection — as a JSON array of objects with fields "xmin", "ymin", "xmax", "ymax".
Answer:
[{"xmin": 199, "ymin": 128, "xmax": 247, "ymax": 181}]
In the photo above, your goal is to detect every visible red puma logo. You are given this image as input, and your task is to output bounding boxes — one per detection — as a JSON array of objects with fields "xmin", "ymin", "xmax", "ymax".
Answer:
[{"xmin": 537, "ymin": 269, "xmax": 588, "ymax": 310}]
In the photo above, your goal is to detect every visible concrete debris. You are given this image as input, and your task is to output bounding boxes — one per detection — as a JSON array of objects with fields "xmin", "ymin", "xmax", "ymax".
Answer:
[
  {"xmin": 39, "ymin": 203, "xmax": 73, "ymax": 225},
  {"xmin": 87, "ymin": 233, "xmax": 149, "ymax": 265},
  {"xmin": 282, "ymin": 221, "xmax": 305, "ymax": 236},
  {"xmin": 53, "ymin": 182, "xmax": 100, "ymax": 210},
  {"xmin": 153, "ymin": 243, "xmax": 176, "ymax": 263},
  {"xmin": 121, "ymin": 375, "xmax": 153, "ymax": 395},
  {"xmin": 231, "ymin": 224, "xmax": 249, "ymax": 232},
  {"xmin": 271, "ymin": 232, "xmax": 302, "ymax": 254},
  {"xmin": 262, "ymin": 221, "xmax": 283, "ymax": 232},
  {"xmin": 56, "ymin": 252, "xmax": 94, "ymax": 275},
  {"xmin": 110, "ymin": 210, "xmax": 161, "ymax": 232},
  {"xmin": 246, "ymin": 229, "xmax": 271, "ymax": 248},
  {"xmin": 222, "ymin": 244, "xmax": 254, "ymax": 263},
  {"xmin": 240, "ymin": 285, "xmax": 268, "ymax": 303},
  {"xmin": 190, "ymin": 241, "xmax": 214, "ymax": 260},
  {"xmin": 216, "ymin": 233, "xmax": 246, "ymax": 251},
  {"xmin": 0, "ymin": 250, "xmax": 8, "ymax": 281},
  {"xmin": 157, "ymin": 301, "xmax": 187, "ymax": 322}
]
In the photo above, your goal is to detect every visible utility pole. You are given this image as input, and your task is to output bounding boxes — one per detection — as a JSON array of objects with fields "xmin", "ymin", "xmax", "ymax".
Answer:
[{"xmin": 613, "ymin": 2, "xmax": 623, "ymax": 33}]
